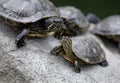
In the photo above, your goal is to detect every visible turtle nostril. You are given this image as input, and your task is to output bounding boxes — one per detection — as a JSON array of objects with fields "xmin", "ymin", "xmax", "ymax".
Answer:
[{"xmin": 55, "ymin": 20, "xmax": 60, "ymax": 24}]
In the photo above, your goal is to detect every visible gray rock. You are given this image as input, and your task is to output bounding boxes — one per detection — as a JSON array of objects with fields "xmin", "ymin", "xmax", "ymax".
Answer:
[{"xmin": 0, "ymin": 22, "xmax": 120, "ymax": 83}]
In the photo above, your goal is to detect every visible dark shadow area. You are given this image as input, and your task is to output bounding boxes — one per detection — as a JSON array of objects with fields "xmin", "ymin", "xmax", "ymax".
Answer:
[
  {"xmin": 96, "ymin": 35, "xmax": 119, "ymax": 53},
  {"xmin": 51, "ymin": 0, "xmax": 120, "ymax": 19}
]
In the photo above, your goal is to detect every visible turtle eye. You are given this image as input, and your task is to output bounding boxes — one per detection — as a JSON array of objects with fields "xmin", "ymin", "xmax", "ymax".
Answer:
[
  {"xmin": 54, "ymin": 18, "xmax": 63, "ymax": 24},
  {"xmin": 69, "ymin": 18, "xmax": 75, "ymax": 22}
]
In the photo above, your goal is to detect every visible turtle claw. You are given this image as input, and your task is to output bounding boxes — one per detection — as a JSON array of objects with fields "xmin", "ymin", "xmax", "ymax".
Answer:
[
  {"xmin": 16, "ymin": 41, "xmax": 26, "ymax": 48},
  {"xmin": 74, "ymin": 66, "xmax": 81, "ymax": 73},
  {"xmin": 99, "ymin": 60, "xmax": 108, "ymax": 67},
  {"xmin": 74, "ymin": 60, "xmax": 81, "ymax": 73}
]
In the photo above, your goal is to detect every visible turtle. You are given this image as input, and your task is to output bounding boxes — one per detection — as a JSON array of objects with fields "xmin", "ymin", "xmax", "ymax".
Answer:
[
  {"xmin": 91, "ymin": 15, "xmax": 120, "ymax": 51},
  {"xmin": 86, "ymin": 13, "xmax": 100, "ymax": 24},
  {"xmin": 0, "ymin": 0, "xmax": 65, "ymax": 48},
  {"xmin": 55, "ymin": 6, "xmax": 89, "ymax": 38},
  {"xmin": 50, "ymin": 37, "xmax": 108, "ymax": 73}
]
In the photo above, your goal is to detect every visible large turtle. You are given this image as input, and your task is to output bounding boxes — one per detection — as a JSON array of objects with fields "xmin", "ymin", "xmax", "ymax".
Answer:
[
  {"xmin": 91, "ymin": 15, "xmax": 120, "ymax": 51},
  {"xmin": 50, "ymin": 37, "xmax": 108, "ymax": 73},
  {"xmin": 0, "ymin": 0, "xmax": 64, "ymax": 47},
  {"xmin": 55, "ymin": 6, "xmax": 89, "ymax": 38}
]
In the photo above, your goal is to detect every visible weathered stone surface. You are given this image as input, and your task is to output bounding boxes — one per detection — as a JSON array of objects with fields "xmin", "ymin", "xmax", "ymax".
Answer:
[{"xmin": 0, "ymin": 22, "xmax": 120, "ymax": 83}]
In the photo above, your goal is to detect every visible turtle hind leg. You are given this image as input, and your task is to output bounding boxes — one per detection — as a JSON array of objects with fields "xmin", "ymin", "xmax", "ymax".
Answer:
[
  {"xmin": 74, "ymin": 60, "xmax": 81, "ymax": 73},
  {"xmin": 98, "ymin": 60, "xmax": 109, "ymax": 67},
  {"xmin": 15, "ymin": 28, "xmax": 29, "ymax": 48}
]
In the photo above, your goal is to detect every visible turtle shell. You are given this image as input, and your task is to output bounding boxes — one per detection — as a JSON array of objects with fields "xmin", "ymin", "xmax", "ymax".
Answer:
[
  {"xmin": 58, "ymin": 6, "xmax": 89, "ymax": 30},
  {"xmin": 86, "ymin": 13, "xmax": 100, "ymax": 24},
  {"xmin": 93, "ymin": 15, "xmax": 120, "ymax": 35},
  {"xmin": 0, "ymin": 0, "xmax": 59, "ymax": 23},
  {"xmin": 71, "ymin": 37, "xmax": 105, "ymax": 64}
]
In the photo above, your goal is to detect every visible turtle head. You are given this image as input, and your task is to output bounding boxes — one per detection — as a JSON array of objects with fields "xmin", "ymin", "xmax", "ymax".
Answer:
[
  {"xmin": 64, "ymin": 18, "xmax": 76, "ymax": 29},
  {"xmin": 43, "ymin": 16, "xmax": 65, "ymax": 32}
]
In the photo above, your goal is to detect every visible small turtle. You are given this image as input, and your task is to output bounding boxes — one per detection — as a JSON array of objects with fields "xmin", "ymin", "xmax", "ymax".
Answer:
[
  {"xmin": 50, "ymin": 37, "xmax": 108, "ymax": 73},
  {"xmin": 55, "ymin": 6, "xmax": 89, "ymax": 38},
  {"xmin": 92, "ymin": 15, "xmax": 120, "ymax": 51},
  {"xmin": 0, "ymin": 0, "xmax": 64, "ymax": 47},
  {"xmin": 86, "ymin": 13, "xmax": 100, "ymax": 24}
]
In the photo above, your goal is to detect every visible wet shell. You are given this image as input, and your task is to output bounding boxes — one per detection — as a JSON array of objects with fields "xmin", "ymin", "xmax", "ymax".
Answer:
[
  {"xmin": 92, "ymin": 15, "xmax": 120, "ymax": 42},
  {"xmin": 71, "ymin": 37, "xmax": 105, "ymax": 64},
  {"xmin": 0, "ymin": 0, "xmax": 59, "ymax": 23},
  {"xmin": 93, "ymin": 15, "xmax": 120, "ymax": 35},
  {"xmin": 58, "ymin": 6, "xmax": 89, "ymax": 31}
]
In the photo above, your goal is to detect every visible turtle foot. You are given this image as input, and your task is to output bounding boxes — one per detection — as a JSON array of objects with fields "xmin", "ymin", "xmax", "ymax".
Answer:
[
  {"xmin": 16, "ymin": 41, "xmax": 26, "ymax": 48},
  {"xmin": 99, "ymin": 60, "xmax": 109, "ymax": 67}
]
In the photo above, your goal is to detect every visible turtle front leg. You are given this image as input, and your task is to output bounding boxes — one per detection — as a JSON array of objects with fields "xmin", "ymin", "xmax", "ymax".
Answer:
[
  {"xmin": 69, "ymin": 28, "xmax": 79, "ymax": 36},
  {"xmin": 54, "ymin": 24, "xmax": 67, "ymax": 39},
  {"xmin": 54, "ymin": 29, "xmax": 64, "ymax": 39},
  {"xmin": 15, "ymin": 28, "xmax": 29, "ymax": 48},
  {"xmin": 98, "ymin": 60, "xmax": 109, "ymax": 67},
  {"xmin": 50, "ymin": 45, "xmax": 63, "ymax": 55},
  {"xmin": 74, "ymin": 60, "xmax": 81, "ymax": 73}
]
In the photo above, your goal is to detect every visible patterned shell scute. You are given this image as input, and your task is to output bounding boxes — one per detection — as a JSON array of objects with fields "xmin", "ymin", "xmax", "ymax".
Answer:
[
  {"xmin": 71, "ymin": 37, "xmax": 105, "ymax": 63},
  {"xmin": 93, "ymin": 15, "xmax": 120, "ymax": 35},
  {"xmin": 0, "ymin": 0, "xmax": 59, "ymax": 23},
  {"xmin": 58, "ymin": 6, "xmax": 89, "ymax": 30}
]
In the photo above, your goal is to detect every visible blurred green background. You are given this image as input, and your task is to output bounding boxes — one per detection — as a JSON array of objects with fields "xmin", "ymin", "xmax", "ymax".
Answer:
[{"xmin": 51, "ymin": 0, "xmax": 120, "ymax": 19}]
